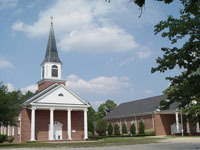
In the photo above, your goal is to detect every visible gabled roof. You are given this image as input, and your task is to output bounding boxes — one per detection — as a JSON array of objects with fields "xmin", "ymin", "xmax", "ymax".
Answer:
[
  {"xmin": 104, "ymin": 95, "xmax": 178, "ymax": 120},
  {"xmin": 24, "ymin": 83, "xmax": 58, "ymax": 105},
  {"xmin": 42, "ymin": 22, "xmax": 61, "ymax": 64},
  {"xmin": 24, "ymin": 83, "xmax": 90, "ymax": 107}
]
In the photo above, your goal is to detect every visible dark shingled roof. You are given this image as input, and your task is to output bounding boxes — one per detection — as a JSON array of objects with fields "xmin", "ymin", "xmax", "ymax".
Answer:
[
  {"xmin": 42, "ymin": 22, "xmax": 61, "ymax": 64},
  {"xmin": 24, "ymin": 83, "xmax": 58, "ymax": 105},
  {"xmin": 104, "ymin": 95, "xmax": 178, "ymax": 120}
]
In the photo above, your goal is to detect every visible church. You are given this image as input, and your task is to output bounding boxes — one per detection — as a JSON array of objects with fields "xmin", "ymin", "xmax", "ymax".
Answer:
[{"xmin": 0, "ymin": 21, "xmax": 90, "ymax": 142}]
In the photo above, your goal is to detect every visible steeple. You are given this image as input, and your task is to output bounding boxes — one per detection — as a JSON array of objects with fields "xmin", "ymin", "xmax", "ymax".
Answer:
[
  {"xmin": 38, "ymin": 19, "xmax": 66, "ymax": 92},
  {"xmin": 42, "ymin": 21, "xmax": 61, "ymax": 64}
]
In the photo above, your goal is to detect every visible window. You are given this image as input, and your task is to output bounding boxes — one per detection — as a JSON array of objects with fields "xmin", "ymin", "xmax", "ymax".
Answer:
[
  {"xmin": 52, "ymin": 65, "xmax": 58, "ymax": 77},
  {"xmin": 42, "ymin": 66, "xmax": 44, "ymax": 78},
  {"xmin": 58, "ymin": 93, "xmax": 64, "ymax": 97}
]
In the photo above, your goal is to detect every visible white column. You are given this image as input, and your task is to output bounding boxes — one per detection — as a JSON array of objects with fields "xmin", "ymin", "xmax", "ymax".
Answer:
[
  {"xmin": 186, "ymin": 120, "xmax": 190, "ymax": 133},
  {"xmin": 175, "ymin": 111, "xmax": 180, "ymax": 133},
  {"xmin": 4, "ymin": 126, "xmax": 6, "ymax": 135},
  {"xmin": 196, "ymin": 114, "xmax": 200, "ymax": 133},
  {"xmin": 67, "ymin": 109, "xmax": 72, "ymax": 140},
  {"xmin": 30, "ymin": 107, "xmax": 36, "ymax": 141},
  {"xmin": 12, "ymin": 126, "xmax": 15, "ymax": 136},
  {"xmin": 84, "ymin": 109, "xmax": 88, "ymax": 139},
  {"xmin": 8, "ymin": 125, "xmax": 10, "ymax": 136},
  {"xmin": 0, "ymin": 123, "xmax": 3, "ymax": 134},
  {"xmin": 49, "ymin": 108, "xmax": 55, "ymax": 140}
]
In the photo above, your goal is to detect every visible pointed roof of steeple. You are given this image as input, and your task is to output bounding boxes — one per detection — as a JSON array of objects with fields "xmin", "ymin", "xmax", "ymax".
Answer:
[{"xmin": 42, "ymin": 22, "xmax": 62, "ymax": 64}]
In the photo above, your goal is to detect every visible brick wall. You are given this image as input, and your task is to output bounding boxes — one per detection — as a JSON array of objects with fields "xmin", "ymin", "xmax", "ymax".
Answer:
[
  {"xmin": 38, "ymin": 81, "xmax": 65, "ymax": 91},
  {"xmin": 21, "ymin": 108, "xmax": 31, "ymax": 142},
  {"xmin": 106, "ymin": 114, "xmax": 154, "ymax": 134},
  {"xmin": 71, "ymin": 111, "xmax": 84, "ymax": 140},
  {"xmin": 154, "ymin": 114, "xmax": 175, "ymax": 135}
]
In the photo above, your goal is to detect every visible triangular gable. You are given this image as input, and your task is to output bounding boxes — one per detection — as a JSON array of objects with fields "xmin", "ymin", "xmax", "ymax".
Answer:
[{"xmin": 30, "ymin": 84, "xmax": 89, "ymax": 106}]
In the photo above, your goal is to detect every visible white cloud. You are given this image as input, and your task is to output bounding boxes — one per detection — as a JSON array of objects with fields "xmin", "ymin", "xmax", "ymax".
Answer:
[
  {"xmin": 6, "ymin": 83, "xmax": 14, "ymax": 92},
  {"xmin": 0, "ymin": 57, "xmax": 13, "ymax": 69},
  {"xmin": 0, "ymin": 0, "xmax": 18, "ymax": 10},
  {"xmin": 5, "ymin": 83, "xmax": 37, "ymax": 93},
  {"xmin": 59, "ymin": 25, "xmax": 138, "ymax": 53},
  {"xmin": 136, "ymin": 47, "xmax": 152, "ymax": 59},
  {"xmin": 20, "ymin": 84, "xmax": 37, "ymax": 94},
  {"xmin": 119, "ymin": 56, "xmax": 134, "ymax": 67},
  {"xmin": 11, "ymin": 0, "xmax": 112, "ymax": 37},
  {"xmin": 144, "ymin": 89, "xmax": 153, "ymax": 94},
  {"xmin": 66, "ymin": 74, "xmax": 132, "ymax": 96},
  {"xmin": 11, "ymin": 0, "xmax": 153, "ymax": 58},
  {"xmin": 91, "ymin": 100, "xmax": 105, "ymax": 108}
]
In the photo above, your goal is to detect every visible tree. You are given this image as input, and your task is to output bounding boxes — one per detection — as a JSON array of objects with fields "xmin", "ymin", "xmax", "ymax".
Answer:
[
  {"xmin": 150, "ymin": 0, "xmax": 200, "ymax": 119},
  {"xmin": 97, "ymin": 100, "xmax": 117, "ymax": 119},
  {"xmin": 114, "ymin": 124, "xmax": 120, "ymax": 136},
  {"xmin": 87, "ymin": 105, "xmax": 96, "ymax": 135},
  {"xmin": 88, "ymin": 120, "xmax": 95, "ymax": 135},
  {"xmin": 122, "ymin": 122, "xmax": 127, "ymax": 135},
  {"xmin": 0, "ymin": 83, "xmax": 23, "ymax": 126},
  {"xmin": 130, "ymin": 123, "xmax": 136, "ymax": 135},
  {"xmin": 139, "ymin": 120, "xmax": 145, "ymax": 134},
  {"xmin": 88, "ymin": 105, "xmax": 96, "ymax": 122},
  {"xmin": 107, "ymin": 123, "xmax": 113, "ymax": 136},
  {"xmin": 96, "ymin": 119, "xmax": 107, "ymax": 136}
]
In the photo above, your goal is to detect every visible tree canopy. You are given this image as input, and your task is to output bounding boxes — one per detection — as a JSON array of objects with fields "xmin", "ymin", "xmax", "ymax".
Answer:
[
  {"xmin": 151, "ymin": 0, "xmax": 200, "ymax": 117},
  {"xmin": 0, "ymin": 82, "xmax": 33, "ymax": 126},
  {"xmin": 96, "ymin": 100, "xmax": 117, "ymax": 119}
]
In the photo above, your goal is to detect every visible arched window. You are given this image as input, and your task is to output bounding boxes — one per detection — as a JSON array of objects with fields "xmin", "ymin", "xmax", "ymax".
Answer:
[
  {"xmin": 58, "ymin": 93, "xmax": 64, "ymax": 97},
  {"xmin": 42, "ymin": 66, "xmax": 45, "ymax": 78},
  {"xmin": 52, "ymin": 65, "xmax": 58, "ymax": 77}
]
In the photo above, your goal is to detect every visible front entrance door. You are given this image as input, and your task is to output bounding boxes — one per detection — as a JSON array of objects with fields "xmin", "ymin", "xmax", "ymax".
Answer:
[{"xmin": 48, "ymin": 121, "xmax": 63, "ymax": 140}]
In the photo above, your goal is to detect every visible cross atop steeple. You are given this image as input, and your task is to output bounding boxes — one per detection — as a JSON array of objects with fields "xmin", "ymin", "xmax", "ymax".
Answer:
[{"xmin": 50, "ymin": 16, "xmax": 53, "ymax": 24}]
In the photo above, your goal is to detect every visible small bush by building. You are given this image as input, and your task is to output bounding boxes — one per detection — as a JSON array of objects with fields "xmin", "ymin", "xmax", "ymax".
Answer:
[
  {"xmin": 122, "ymin": 122, "xmax": 127, "ymax": 135},
  {"xmin": 130, "ymin": 123, "xmax": 136, "ymax": 135},
  {"xmin": 0, "ymin": 134, "xmax": 8, "ymax": 143},
  {"xmin": 96, "ymin": 119, "xmax": 107, "ymax": 136},
  {"xmin": 139, "ymin": 120, "xmax": 145, "ymax": 134},
  {"xmin": 107, "ymin": 123, "xmax": 113, "ymax": 136},
  {"xmin": 114, "ymin": 124, "xmax": 120, "ymax": 135}
]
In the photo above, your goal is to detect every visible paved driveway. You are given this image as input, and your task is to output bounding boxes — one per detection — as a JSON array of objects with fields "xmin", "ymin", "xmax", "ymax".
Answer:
[{"xmin": 2, "ymin": 137, "xmax": 200, "ymax": 150}]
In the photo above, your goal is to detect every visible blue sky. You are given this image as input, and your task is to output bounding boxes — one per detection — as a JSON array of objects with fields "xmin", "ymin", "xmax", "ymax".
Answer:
[{"xmin": 0, "ymin": 0, "xmax": 182, "ymax": 109}]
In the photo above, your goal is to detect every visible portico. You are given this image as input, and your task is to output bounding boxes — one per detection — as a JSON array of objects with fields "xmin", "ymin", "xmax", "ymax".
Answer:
[{"xmin": 30, "ymin": 106, "xmax": 88, "ymax": 141}]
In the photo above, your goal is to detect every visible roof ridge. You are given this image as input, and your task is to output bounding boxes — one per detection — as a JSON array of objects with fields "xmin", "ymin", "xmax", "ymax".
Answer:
[{"xmin": 120, "ymin": 94, "xmax": 166, "ymax": 105}]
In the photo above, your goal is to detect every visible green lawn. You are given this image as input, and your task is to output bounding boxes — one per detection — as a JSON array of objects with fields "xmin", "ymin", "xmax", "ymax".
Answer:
[{"xmin": 0, "ymin": 136, "xmax": 168, "ymax": 149}]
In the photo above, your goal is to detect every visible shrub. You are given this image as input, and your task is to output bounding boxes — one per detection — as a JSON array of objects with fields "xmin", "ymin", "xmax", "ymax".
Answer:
[
  {"xmin": 0, "ymin": 134, "xmax": 8, "ymax": 143},
  {"xmin": 96, "ymin": 119, "xmax": 107, "ymax": 136},
  {"xmin": 7, "ymin": 136, "xmax": 14, "ymax": 143},
  {"xmin": 122, "ymin": 122, "xmax": 127, "ymax": 135},
  {"xmin": 144, "ymin": 129, "xmax": 155, "ymax": 136},
  {"xmin": 107, "ymin": 123, "xmax": 113, "ymax": 136},
  {"xmin": 130, "ymin": 123, "xmax": 136, "ymax": 135},
  {"xmin": 139, "ymin": 120, "xmax": 145, "ymax": 134},
  {"xmin": 114, "ymin": 124, "xmax": 120, "ymax": 135},
  {"xmin": 88, "ymin": 120, "xmax": 94, "ymax": 135}
]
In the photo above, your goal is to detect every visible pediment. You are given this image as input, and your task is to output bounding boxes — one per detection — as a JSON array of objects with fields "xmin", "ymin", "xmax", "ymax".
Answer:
[{"xmin": 32, "ymin": 85, "xmax": 87, "ymax": 106}]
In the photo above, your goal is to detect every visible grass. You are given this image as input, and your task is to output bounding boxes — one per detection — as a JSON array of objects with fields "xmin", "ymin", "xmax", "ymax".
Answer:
[{"xmin": 0, "ymin": 136, "xmax": 167, "ymax": 149}]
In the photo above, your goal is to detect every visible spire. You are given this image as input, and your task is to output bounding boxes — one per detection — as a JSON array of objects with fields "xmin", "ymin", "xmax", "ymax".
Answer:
[{"xmin": 42, "ymin": 18, "xmax": 61, "ymax": 64}]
